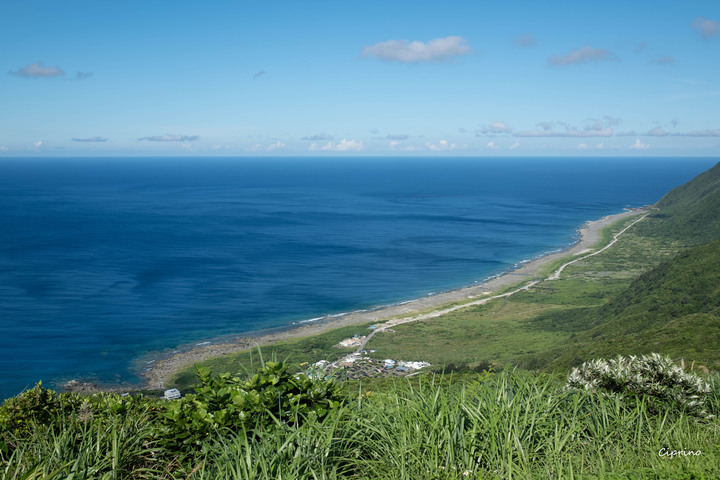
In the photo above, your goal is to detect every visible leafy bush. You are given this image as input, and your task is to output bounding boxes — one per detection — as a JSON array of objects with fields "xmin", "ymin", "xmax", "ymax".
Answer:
[
  {"xmin": 0, "ymin": 383, "xmax": 80, "ymax": 435},
  {"xmin": 565, "ymin": 353, "xmax": 713, "ymax": 418},
  {"xmin": 156, "ymin": 361, "xmax": 345, "ymax": 456}
]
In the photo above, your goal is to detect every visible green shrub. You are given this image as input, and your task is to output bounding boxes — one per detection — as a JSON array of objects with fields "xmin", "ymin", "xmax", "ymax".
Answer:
[
  {"xmin": 565, "ymin": 353, "xmax": 713, "ymax": 418},
  {"xmin": 156, "ymin": 361, "xmax": 345, "ymax": 457}
]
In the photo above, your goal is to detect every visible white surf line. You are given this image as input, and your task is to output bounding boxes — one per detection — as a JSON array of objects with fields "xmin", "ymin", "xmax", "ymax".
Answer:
[{"xmin": 353, "ymin": 212, "xmax": 649, "ymax": 355}]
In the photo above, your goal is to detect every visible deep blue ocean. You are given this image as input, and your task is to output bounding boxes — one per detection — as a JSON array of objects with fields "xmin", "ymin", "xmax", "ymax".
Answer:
[{"xmin": 0, "ymin": 156, "xmax": 716, "ymax": 398}]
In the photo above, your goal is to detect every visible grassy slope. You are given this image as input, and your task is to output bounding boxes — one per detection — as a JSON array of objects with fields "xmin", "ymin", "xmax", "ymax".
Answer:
[
  {"xmin": 522, "ymin": 239, "xmax": 720, "ymax": 371},
  {"xmin": 639, "ymin": 160, "xmax": 720, "ymax": 244}
]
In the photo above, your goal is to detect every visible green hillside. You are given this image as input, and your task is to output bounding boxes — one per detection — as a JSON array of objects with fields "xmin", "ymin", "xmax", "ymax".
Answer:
[
  {"xmin": 639, "ymin": 160, "xmax": 720, "ymax": 244},
  {"xmin": 529, "ymin": 239, "xmax": 720, "ymax": 371}
]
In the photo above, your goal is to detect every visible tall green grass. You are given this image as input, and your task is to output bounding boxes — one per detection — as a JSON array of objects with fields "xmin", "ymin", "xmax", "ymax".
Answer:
[{"xmin": 2, "ymin": 370, "xmax": 719, "ymax": 479}]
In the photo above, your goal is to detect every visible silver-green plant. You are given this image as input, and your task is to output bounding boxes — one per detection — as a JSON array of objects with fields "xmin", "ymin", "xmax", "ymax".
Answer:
[{"xmin": 565, "ymin": 353, "xmax": 713, "ymax": 418}]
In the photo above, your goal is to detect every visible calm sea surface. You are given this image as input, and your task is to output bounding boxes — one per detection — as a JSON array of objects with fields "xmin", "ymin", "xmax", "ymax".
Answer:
[{"xmin": 0, "ymin": 156, "xmax": 716, "ymax": 398}]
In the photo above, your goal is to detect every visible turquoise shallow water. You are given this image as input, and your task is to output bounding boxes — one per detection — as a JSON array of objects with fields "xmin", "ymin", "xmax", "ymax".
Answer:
[{"xmin": 0, "ymin": 156, "xmax": 715, "ymax": 398}]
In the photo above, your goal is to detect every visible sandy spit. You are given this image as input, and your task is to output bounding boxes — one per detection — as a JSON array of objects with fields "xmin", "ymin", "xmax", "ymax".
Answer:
[{"xmin": 142, "ymin": 208, "xmax": 647, "ymax": 389}]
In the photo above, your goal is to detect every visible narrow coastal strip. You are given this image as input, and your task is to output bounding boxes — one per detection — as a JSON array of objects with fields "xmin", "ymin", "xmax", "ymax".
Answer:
[
  {"xmin": 352, "ymin": 211, "xmax": 651, "ymax": 354},
  {"xmin": 143, "ymin": 208, "xmax": 647, "ymax": 389}
]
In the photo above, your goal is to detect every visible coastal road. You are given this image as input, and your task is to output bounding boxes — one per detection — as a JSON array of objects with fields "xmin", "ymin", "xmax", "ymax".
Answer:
[{"xmin": 354, "ymin": 213, "xmax": 649, "ymax": 355}]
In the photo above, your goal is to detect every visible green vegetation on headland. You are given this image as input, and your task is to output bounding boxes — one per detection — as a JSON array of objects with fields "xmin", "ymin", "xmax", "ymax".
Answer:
[
  {"xmin": 2, "ymin": 358, "xmax": 720, "ymax": 479},
  {"xmin": 4, "ymin": 160, "xmax": 720, "ymax": 478}
]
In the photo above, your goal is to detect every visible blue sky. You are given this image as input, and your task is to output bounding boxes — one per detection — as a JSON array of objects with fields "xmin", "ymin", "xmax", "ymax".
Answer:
[{"xmin": 1, "ymin": 0, "xmax": 719, "ymax": 156}]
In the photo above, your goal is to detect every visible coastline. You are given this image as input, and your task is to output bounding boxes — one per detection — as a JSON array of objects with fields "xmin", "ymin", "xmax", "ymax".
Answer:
[{"xmin": 142, "ymin": 208, "xmax": 647, "ymax": 389}]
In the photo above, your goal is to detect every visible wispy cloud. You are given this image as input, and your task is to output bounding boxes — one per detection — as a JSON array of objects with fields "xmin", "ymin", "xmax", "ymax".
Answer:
[
  {"xmin": 309, "ymin": 139, "xmax": 364, "ymax": 151},
  {"xmin": 630, "ymin": 138, "xmax": 649, "ymax": 150},
  {"xmin": 9, "ymin": 62, "xmax": 93, "ymax": 80},
  {"xmin": 267, "ymin": 141, "xmax": 286, "ymax": 151},
  {"xmin": 680, "ymin": 129, "xmax": 720, "ymax": 137},
  {"xmin": 514, "ymin": 118, "xmax": 618, "ymax": 137},
  {"xmin": 513, "ymin": 34, "xmax": 537, "ymax": 47},
  {"xmin": 477, "ymin": 121, "xmax": 512, "ymax": 136},
  {"xmin": 651, "ymin": 56, "xmax": 675, "ymax": 65},
  {"xmin": 389, "ymin": 140, "xmax": 419, "ymax": 151},
  {"xmin": 253, "ymin": 70, "xmax": 266, "ymax": 79},
  {"xmin": 619, "ymin": 127, "xmax": 720, "ymax": 137},
  {"xmin": 362, "ymin": 36, "xmax": 471, "ymax": 63},
  {"xmin": 301, "ymin": 133, "xmax": 333, "ymax": 141},
  {"xmin": 425, "ymin": 139, "xmax": 457, "ymax": 151},
  {"xmin": 138, "ymin": 134, "xmax": 199, "ymax": 142},
  {"xmin": 9, "ymin": 61, "xmax": 65, "ymax": 78},
  {"xmin": 646, "ymin": 126, "xmax": 668, "ymax": 136},
  {"xmin": 548, "ymin": 46, "xmax": 617, "ymax": 66},
  {"xmin": 634, "ymin": 41, "xmax": 648, "ymax": 53},
  {"xmin": 386, "ymin": 134, "xmax": 409, "ymax": 140},
  {"xmin": 72, "ymin": 137, "xmax": 107, "ymax": 142},
  {"xmin": 514, "ymin": 127, "xmax": 613, "ymax": 137},
  {"xmin": 691, "ymin": 16, "xmax": 718, "ymax": 38}
]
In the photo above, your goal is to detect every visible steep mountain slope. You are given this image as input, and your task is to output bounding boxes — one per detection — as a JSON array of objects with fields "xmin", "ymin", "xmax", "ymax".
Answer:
[
  {"xmin": 534, "ymin": 239, "xmax": 720, "ymax": 370},
  {"xmin": 639, "ymin": 161, "xmax": 720, "ymax": 244}
]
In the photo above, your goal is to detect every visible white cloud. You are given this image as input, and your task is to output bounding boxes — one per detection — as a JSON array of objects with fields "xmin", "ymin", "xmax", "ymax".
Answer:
[
  {"xmin": 314, "ymin": 139, "xmax": 364, "ymax": 151},
  {"xmin": 630, "ymin": 138, "xmax": 649, "ymax": 150},
  {"xmin": 425, "ymin": 139, "xmax": 457, "ymax": 151},
  {"xmin": 267, "ymin": 141, "xmax": 286, "ymax": 151},
  {"xmin": 0, "ymin": 146, "xmax": 8, "ymax": 152},
  {"xmin": 509, "ymin": 140, "xmax": 520, "ymax": 150},
  {"xmin": 138, "ymin": 134, "xmax": 199, "ymax": 142},
  {"xmin": 548, "ymin": 46, "xmax": 617, "ymax": 66},
  {"xmin": 33, "ymin": 141, "xmax": 43, "ymax": 148},
  {"xmin": 362, "ymin": 36, "xmax": 471, "ymax": 63},
  {"xmin": 691, "ymin": 17, "xmax": 718, "ymax": 38},
  {"xmin": 390, "ymin": 141, "xmax": 420, "ymax": 151},
  {"xmin": 478, "ymin": 121, "xmax": 512, "ymax": 136},
  {"xmin": 578, "ymin": 143, "xmax": 588, "ymax": 150},
  {"xmin": 10, "ymin": 61, "xmax": 65, "ymax": 78},
  {"xmin": 487, "ymin": 141, "xmax": 497, "ymax": 149},
  {"xmin": 596, "ymin": 142, "xmax": 604, "ymax": 149}
]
